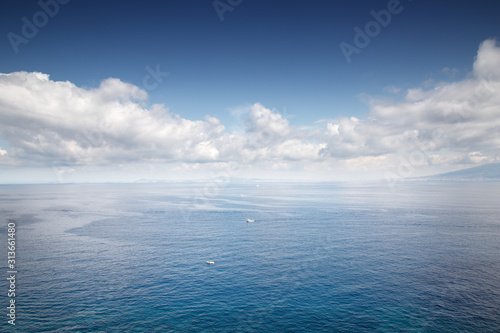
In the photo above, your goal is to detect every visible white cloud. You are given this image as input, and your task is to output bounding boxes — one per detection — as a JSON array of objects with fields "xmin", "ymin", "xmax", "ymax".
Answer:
[
  {"xmin": 245, "ymin": 102, "xmax": 291, "ymax": 139},
  {"xmin": 320, "ymin": 39, "xmax": 500, "ymax": 169},
  {"xmin": 405, "ymin": 88, "xmax": 428, "ymax": 101},
  {"xmin": 0, "ymin": 72, "xmax": 227, "ymax": 165},
  {"xmin": 1, "ymin": 39, "xmax": 500, "ymax": 181},
  {"xmin": 473, "ymin": 39, "xmax": 500, "ymax": 80}
]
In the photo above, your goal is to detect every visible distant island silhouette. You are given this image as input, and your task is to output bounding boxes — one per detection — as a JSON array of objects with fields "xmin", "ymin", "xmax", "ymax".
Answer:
[{"xmin": 414, "ymin": 163, "xmax": 500, "ymax": 181}]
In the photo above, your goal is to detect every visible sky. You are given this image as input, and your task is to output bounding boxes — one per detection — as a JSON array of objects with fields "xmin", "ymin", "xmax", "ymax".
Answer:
[{"xmin": 0, "ymin": 0, "xmax": 500, "ymax": 183}]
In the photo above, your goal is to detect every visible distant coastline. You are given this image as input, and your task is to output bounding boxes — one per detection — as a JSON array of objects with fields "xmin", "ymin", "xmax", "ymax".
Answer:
[{"xmin": 410, "ymin": 163, "xmax": 500, "ymax": 182}]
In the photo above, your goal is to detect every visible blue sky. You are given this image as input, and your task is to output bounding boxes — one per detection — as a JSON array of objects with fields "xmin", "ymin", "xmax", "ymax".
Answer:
[{"xmin": 1, "ymin": 0, "xmax": 500, "ymax": 183}]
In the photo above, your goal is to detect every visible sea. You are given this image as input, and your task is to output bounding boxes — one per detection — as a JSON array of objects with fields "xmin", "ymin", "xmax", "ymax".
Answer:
[{"xmin": 1, "ymin": 181, "xmax": 499, "ymax": 332}]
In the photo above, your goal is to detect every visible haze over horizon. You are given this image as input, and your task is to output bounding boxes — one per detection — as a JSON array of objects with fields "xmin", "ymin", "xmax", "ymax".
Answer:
[{"xmin": 1, "ymin": 1, "xmax": 500, "ymax": 183}]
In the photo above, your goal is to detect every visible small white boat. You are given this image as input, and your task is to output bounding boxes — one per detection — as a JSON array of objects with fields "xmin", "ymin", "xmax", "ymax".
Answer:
[
  {"xmin": 246, "ymin": 219, "xmax": 255, "ymax": 223},
  {"xmin": 206, "ymin": 261, "xmax": 215, "ymax": 265}
]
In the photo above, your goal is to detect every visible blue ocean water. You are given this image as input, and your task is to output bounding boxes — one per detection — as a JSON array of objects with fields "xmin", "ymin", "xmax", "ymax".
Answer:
[{"xmin": 1, "ymin": 182, "xmax": 499, "ymax": 332}]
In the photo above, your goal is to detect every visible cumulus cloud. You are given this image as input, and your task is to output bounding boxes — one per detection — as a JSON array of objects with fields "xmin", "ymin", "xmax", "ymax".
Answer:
[
  {"xmin": 0, "ymin": 72, "xmax": 227, "ymax": 166},
  {"xmin": 0, "ymin": 73, "xmax": 324, "ymax": 169},
  {"xmin": 1, "ymin": 39, "xmax": 500, "ymax": 180},
  {"xmin": 320, "ymin": 39, "xmax": 500, "ymax": 167},
  {"xmin": 473, "ymin": 39, "xmax": 500, "ymax": 80}
]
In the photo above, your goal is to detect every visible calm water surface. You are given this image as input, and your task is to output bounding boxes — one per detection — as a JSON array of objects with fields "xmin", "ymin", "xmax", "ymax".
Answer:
[{"xmin": 0, "ymin": 182, "xmax": 499, "ymax": 332}]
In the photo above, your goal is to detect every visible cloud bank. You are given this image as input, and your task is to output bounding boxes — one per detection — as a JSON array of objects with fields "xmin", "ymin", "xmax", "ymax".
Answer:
[{"xmin": 1, "ymin": 39, "xmax": 500, "ymax": 180}]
